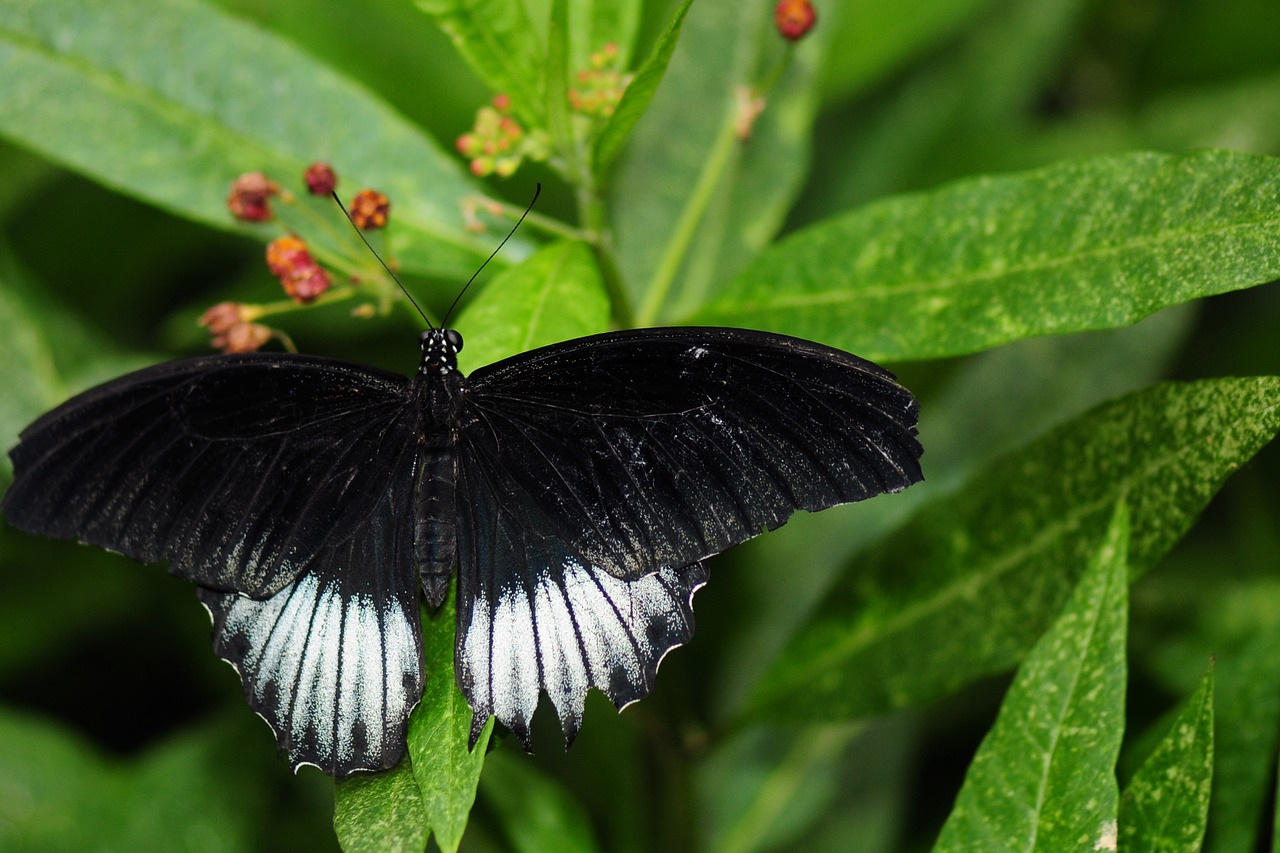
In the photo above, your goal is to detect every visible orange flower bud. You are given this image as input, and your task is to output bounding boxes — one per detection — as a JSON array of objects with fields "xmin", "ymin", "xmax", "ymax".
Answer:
[
  {"xmin": 350, "ymin": 189, "xmax": 391, "ymax": 230},
  {"xmin": 775, "ymin": 0, "xmax": 816, "ymax": 41}
]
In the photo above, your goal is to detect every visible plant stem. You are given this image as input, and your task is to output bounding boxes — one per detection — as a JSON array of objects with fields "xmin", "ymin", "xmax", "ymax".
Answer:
[{"xmin": 636, "ymin": 102, "xmax": 740, "ymax": 326}]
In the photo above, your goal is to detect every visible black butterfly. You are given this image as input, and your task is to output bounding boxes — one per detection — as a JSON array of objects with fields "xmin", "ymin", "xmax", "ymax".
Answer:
[{"xmin": 2, "ymin": 324, "xmax": 922, "ymax": 776}]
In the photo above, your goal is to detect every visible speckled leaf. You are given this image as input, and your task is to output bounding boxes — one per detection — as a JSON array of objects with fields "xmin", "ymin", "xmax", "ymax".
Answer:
[
  {"xmin": 0, "ymin": 0, "xmax": 491, "ymax": 279},
  {"xmin": 453, "ymin": 240, "xmax": 610, "ymax": 372},
  {"xmin": 408, "ymin": 589, "xmax": 493, "ymax": 853},
  {"xmin": 748, "ymin": 377, "xmax": 1280, "ymax": 722},
  {"xmin": 692, "ymin": 150, "xmax": 1280, "ymax": 361},
  {"xmin": 1118, "ymin": 668, "xmax": 1214, "ymax": 853},
  {"xmin": 334, "ymin": 764, "xmax": 428, "ymax": 853},
  {"xmin": 933, "ymin": 502, "xmax": 1128, "ymax": 852}
]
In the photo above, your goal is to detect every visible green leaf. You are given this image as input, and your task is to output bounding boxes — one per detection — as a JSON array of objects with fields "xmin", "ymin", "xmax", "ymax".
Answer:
[
  {"xmin": 1118, "ymin": 667, "xmax": 1214, "ymax": 853},
  {"xmin": 591, "ymin": 0, "xmax": 693, "ymax": 182},
  {"xmin": 747, "ymin": 377, "xmax": 1280, "ymax": 723},
  {"xmin": 612, "ymin": 0, "xmax": 827, "ymax": 323},
  {"xmin": 454, "ymin": 240, "xmax": 610, "ymax": 372},
  {"xmin": 570, "ymin": 0, "xmax": 641, "ymax": 69},
  {"xmin": 408, "ymin": 588, "xmax": 493, "ymax": 853},
  {"xmin": 415, "ymin": 0, "xmax": 545, "ymax": 126},
  {"xmin": 934, "ymin": 501, "xmax": 1129, "ymax": 852},
  {"xmin": 694, "ymin": 150, "xmax": 1280, "ymax": 361},
  {"xmin": 0, "ymin": 0, "xmax": 490, "ymax": 279},
  {"xmin": 479, "ymin": 749, "xmax": 602, "ymax": 853},
  {"xmin": 545, "ymin": 0, "xmax": 574, "ymax": 173},
  {"xmin": 1204, "ymin": 619, "xmax": 1280, "ymax": 853},
  {"xmin": 334, "ymin": 764, "xmax": 428, "ymax": 853}
]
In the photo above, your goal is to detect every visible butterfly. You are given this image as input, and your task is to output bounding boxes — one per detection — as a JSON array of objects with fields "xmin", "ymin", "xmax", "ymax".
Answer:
[{"xmin": 2, "ymin": 323, "xmax": 922, "ymax": 776}]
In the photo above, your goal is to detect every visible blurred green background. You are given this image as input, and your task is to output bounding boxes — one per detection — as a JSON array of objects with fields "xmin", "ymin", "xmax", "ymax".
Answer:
[{"xmin": 2, "ymin": 0, "xmax": 1280, "ymax": 850}]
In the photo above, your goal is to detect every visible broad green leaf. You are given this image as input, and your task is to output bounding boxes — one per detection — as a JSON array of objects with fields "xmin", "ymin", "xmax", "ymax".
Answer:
[
  {"xmin": 591, "ymin": 0, "xmax": 693, "ymax": 182},
  {"xmin": 479, "ymin": 749, "xmax": 602, "ymax": 853},
  {"xmin": 454, "ymin": 240, "xmax": 610, "ymax": 372},
  {"xmin": 696, "ymin": 150, "xmax": 1280, "ymax": 361},
  {"xmin": 1118, "ymin": 667, "xmax": 1214, "ymax": 853},
  {"xmin": 0, "ymin": 0, "xmax": 491, "ymax": 279},
  {"xmin": 934, "ymin": 502, "xmax": 1128, "ymax": 852},
  {"xmin": 408, "ymin": 589, "xmax": 493, "ymax": 853},
  {"xmin": 415, "ymin": 0, "xmax": 546, "ymax": 126},
  {"xmin": 747, "ymin": 377, "xmax": 1280, "ymax": 723},
  {"xmin": 334, "ymin": 764, "xmax": 428, "ymax": 853}
]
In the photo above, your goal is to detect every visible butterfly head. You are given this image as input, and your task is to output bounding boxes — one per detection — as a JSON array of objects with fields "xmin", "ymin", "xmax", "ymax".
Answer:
[{"xmin": 420, "ymin": 328, "xmax": 464, "ymax": 376}]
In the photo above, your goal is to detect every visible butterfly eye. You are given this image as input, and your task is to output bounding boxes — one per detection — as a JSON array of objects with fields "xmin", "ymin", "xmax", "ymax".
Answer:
[{"xmin": 445, "ymin": 329, "xmax": 464, "ymax": 353}]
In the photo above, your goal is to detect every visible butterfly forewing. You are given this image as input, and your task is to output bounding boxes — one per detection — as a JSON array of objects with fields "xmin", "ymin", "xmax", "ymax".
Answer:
[
  {"xmin": 3, "ymin": 354, "xmax": 415, "ymax": 597},
  {"xmin": 461, "ymin": 327, "xmax": 922, "ymax": 583}
]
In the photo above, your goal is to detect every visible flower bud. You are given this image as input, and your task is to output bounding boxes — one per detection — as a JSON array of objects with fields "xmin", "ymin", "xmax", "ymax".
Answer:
[
  {"xmin": 775, "ymin": 0, "xmax": 816, "ymax": 41},
  {"xmin": 350, "ymin": 189, "xmax": 391, "ymax": 230},
  {"xmin": 227, "ymin": 172, "xmax": 280, "ymax": 222},
  {"xmin": 304, "ymin": 162, "xmax": 337, "ymax": 195}
]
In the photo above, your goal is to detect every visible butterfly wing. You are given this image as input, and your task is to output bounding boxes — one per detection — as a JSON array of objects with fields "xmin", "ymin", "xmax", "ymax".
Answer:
[
  {"xmin": 4, "ymin": 354, "xmax": 416, "ymax": 597},
  {"xmin": 454, "ymin": 437, "xmax": 709, "ymax": 746},
  {"xmin": 197, "ymin": 426, "xmax": 422, "ymax": 775},
  {"xmin": 5, "ymin": 353, "xmax": 425, "ymax": 775},
  {"xmin": 453, "ymin": 327, "xmax": 922, "ymax": 742}
]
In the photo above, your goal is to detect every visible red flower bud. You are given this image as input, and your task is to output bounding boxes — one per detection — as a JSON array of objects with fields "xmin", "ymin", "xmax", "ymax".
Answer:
[
  {"xmin": 350, "ymin": 189, "xmax": 391, "ymax": 230},
  {"xmin": 775, "ymin": 0, "xmax": 816, "ymax": 41},
  {"xmin": 266, "ymin": 236, "xmax": 331, "ymax": 303},
  {"xmin": 304, "ymin": 162, "xmax": 337, "ymax": 195},
  {"xmin": 227, "ymin": 172, "xmax": 280, "ymax": 222}
]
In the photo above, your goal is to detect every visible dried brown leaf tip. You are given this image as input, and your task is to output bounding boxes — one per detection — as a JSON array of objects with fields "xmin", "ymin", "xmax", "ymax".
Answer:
[
  {"xmin": 349, "ymin": 189, "xmax": 391, "ymax": 230},
  {"xmin": 227, "ymin": 172, "xmax": 280, "ymax": 222},
  {"xmin": 775, "ymin": 0, "xmax": 816, "ymax": 41},
  {"xmin": 304, "ymin": 162, "xmax": 338, "ymax": 196},
  {"xmin": 267, "ymin": 236, "xmax": 331, "ymax": 303}
]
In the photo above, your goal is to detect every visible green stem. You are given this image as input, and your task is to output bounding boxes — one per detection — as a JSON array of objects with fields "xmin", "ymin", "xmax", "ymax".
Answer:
[
  {"xmin": 636, "ymin": 103, "xmax": 740, "ymax": 326},
  {"xmin": 579, "ymin": 182, "xmax": 634, "ymax": 328}
]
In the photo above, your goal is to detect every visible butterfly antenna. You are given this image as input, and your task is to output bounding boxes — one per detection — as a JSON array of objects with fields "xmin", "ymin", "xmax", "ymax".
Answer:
[
  {"xmin": 441, "ymin": 182, "xmax": 541, "ymax": 328},
  {"xmin": 332, "ymin": 190, "xmax": 434, "ymax": 329}
]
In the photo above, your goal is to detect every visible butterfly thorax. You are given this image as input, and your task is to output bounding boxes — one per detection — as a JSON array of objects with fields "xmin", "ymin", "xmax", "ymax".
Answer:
[{"xmin": 412, "ymin": 328, "xmax": 467, "ymax": 608}]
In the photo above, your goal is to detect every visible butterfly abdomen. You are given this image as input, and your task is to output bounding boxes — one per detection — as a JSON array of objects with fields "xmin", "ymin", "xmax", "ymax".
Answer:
[{"xmin": 414, "ymin": 443, "xmax": 457, "ymax": 609}]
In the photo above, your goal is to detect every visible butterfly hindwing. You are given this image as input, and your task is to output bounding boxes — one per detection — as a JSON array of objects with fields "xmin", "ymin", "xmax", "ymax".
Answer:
[
  {"xmin": 4, "ymin": 354, "xmax": 415, "ymax": 597},
  {"xmin": 454, "ymin": 438, "xmax": 708, "ymax": 746},
  {"xmin": 198, "ymin": 432, "xmax": 422, "ymax": 775}
]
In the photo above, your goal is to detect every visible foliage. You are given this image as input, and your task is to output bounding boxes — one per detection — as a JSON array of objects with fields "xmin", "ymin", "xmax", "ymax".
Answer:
[{"xmin": 2, "ymin": 0, "xmax": 1280, "ymax": 850}]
